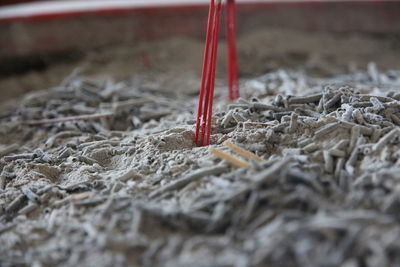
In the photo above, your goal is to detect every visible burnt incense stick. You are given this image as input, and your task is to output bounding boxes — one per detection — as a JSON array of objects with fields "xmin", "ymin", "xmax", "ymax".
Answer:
[{"xmin": 26, "ymin": 112, "xmax": 113, "ymax": 126}]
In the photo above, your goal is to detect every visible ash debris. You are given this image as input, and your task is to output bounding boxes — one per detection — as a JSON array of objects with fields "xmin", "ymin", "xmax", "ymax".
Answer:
[{"xmin": 1, "ymin": 63, "xmax": 400, "ymax": 266}]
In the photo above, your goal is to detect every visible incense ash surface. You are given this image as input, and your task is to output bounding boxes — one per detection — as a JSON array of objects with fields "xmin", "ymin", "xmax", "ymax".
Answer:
[{"xmin": 1, "ymin": 64, "xmax": 400, "ymax": 266}]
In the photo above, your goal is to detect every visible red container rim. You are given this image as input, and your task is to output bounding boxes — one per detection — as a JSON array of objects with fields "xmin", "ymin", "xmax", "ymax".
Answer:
[{"xmin": 0, "ymin": 0, "xmax": 390, "ymax": 22}]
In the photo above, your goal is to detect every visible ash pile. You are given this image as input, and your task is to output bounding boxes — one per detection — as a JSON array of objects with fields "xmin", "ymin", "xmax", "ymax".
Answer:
[{"xmin": 1, "ymin": 63, "xmax": 400, "ymax": 266}]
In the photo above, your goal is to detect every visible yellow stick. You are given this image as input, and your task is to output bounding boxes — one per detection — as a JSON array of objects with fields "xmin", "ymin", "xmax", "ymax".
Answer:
[
  {"xmin": 70, "ymin": 192, "xmax": 94, "ymax": 203},
  {"xmin": 223, "ymin": 140, "xmax": 264, "ymax": 162},
  {"xmin": 209, "ymin": 147, "xmax": 251, "ymax": 168}
]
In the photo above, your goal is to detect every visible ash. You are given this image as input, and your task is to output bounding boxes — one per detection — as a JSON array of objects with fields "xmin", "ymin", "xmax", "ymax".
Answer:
[{"xmin": 1, "ymin": 63, "xmax": 400, "ymax": 266}]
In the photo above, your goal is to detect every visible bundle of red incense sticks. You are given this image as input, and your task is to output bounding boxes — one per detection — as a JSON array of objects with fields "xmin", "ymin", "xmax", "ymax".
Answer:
[{"xmin": 195, "ymin": 0, "xmax": 239, "ymax": 147}]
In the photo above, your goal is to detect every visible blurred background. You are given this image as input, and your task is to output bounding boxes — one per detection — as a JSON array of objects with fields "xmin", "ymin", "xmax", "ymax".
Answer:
[{"xmin": 1, "ymin": 0, "xmax": 400, "ymax": 103}]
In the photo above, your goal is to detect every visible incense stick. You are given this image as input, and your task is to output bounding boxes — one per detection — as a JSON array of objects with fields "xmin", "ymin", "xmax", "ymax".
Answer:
[
  {"xmin": 227, "ymin": 0, "xmax": 240, "ymax": 101},
  {"xmin": 195, "ymin": 0, "xmax": 215, "ymax": 146},
  {"xmin": 195, "ymin": 0, "xmax": 239, "ymax": 146},
  {"xmin": 195, "ymin": 0, "xmax": 222, "ymax": 146},
  {"xmin": 204, "ymin": 1, "xmax": 222, "ymax": 146}
]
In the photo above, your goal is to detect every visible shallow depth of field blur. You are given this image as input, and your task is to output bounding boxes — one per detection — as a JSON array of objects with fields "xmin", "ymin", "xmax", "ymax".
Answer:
[{"xmin": 1, "ymin": 1, "xmax": 400, "ymax": 267}]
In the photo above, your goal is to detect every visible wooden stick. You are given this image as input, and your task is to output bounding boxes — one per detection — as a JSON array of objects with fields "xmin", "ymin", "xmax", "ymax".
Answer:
[
  {"xmin": 223, "ymin": 140, "xmax": 264, "ymax": 162},
  {"xmin": 70, "ymin": 192, "xmax": 95, "ymax": 203},
  {"xmin": 209, "ymin": 147, "xmax": 251, "ymax": 168},
  {"xmin": 26, "ymin": 112, "xmax": 113, "ymax": 126}
]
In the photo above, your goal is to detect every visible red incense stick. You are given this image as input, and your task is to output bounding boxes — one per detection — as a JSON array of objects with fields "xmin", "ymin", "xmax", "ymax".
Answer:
[
  {"xmin": 195, "ymin": 0, "xmax": 215, "ymax": 146},
  {"xmin": 195, "ymin": 0, "xmax": 239, "ymax": 146},
  {"xmin": 204, "ymin": 1, "xmax": 222, "ymax": 146},
  {"xmin": 227, "ymin": 0, "xmax": 240, "ymax": 101},
  {"xmin": 195, "ymin": 0, "xmax": 222, "ymax": 146}
]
